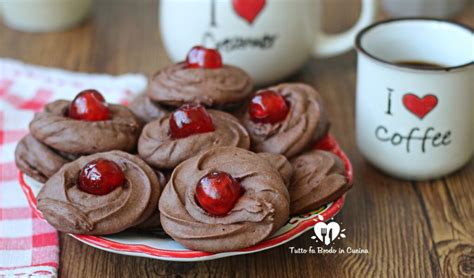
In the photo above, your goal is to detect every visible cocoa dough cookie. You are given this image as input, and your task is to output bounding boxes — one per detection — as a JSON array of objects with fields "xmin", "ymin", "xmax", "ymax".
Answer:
[
  {"xmin": 29, "ymin": 100, "xmax": 141, "ymax": 155},
  {"xmin": 128, "ymin": 93, "xmax": 170, "ymax": 123},
  {"xmin": 257, "ymin": 152, "xmax": 293, "ymax": 187},
  {"xmin": 132, "ymin": 170, "xmax": 168, "ymax": 231},
  {"xmin": 15, "ymin": 134, "xmax": 70, "ymax": 183},
  {"xmin": 37, "ymin": 151, "xmax": 162, "ymax": 235},
  {"xmin": 147, "ymin": 63, "xmax": 253, "ymax": 107},
  {"xmin": 289, "ymin": 150, "xmax": 350, "ymax": 215},
  {"xmin": 159, "ymin": 147, "xmax": 290, "ymax": 252},
  {"xmin": 138, "ymin": 110, "xmax": 250, "ymax": 169},
  {"xmin": 242, "ymin": 83, "xmax": 329, "ymax": 157}
]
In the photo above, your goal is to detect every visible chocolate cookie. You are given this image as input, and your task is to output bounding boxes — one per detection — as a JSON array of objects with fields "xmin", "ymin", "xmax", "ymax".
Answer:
[
  {"xmin": 242, "ymin": 83, "xmax": 329, "ymax": 157},
  {"xmin": 132, "ymin": 170, "xmax": 167, "ymax": 231},
  {"xmin": 289, "ymin": 150, "xmax": 350, "ymax": 215},
  {"xmin": 257, "ymin": 152, "xmax": 293, "ymax": 187},
  {"xmin": 15, "ymin": 134, "xmax": 70, "ymax": 183},
  {"xmin": 128, "ymin": 93, "xmax": 170, "ymax": 123},
  {"xmin": 147, "ymin": 63, "xmax": 253, "ymax": 108},
  {"xmin": 138, "ymin": 110, "xmax": 250, "ymax": 169},
  {"xmin": 37, "ymin": 151, "xmax": 162, "ymax": 235},
  {"xmin": 29, "ymin": 100, "xmax": 141, "ymax": 155},
  {"xmin": 159, "ymin": 147, "xmax": 290, "ymax": 252}
]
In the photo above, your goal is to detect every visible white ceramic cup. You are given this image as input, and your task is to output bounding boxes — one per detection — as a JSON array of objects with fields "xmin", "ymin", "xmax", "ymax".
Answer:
[
  {"xmin": 159, "ymin": 0, "xmax": 377, "ymax": 85},
  {"xmin": 355, "ymin": 18, "xmax": 474, "ymax": 180},
  {"xmin": 1, "ymin": 0, "xmax": 91, "ymax": 32}
]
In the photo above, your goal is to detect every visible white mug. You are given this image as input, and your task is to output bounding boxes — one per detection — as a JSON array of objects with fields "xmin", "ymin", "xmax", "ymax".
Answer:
[
  {"xmin": 159, "ymin": 0, "xmax": 377, "ymax": 85},
  {"xmin": 1, "ymin": 0, "xmax": 91, "ymax": 32},
  {"xmin": 355, "ymin": 18, "xmax": 474, "ymax": 180}
]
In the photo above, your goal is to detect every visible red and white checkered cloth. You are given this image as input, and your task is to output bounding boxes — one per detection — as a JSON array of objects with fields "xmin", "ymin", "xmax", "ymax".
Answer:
[{"xmin": 0, "ymin": 58, "xmax": 146, "ymax": 277}]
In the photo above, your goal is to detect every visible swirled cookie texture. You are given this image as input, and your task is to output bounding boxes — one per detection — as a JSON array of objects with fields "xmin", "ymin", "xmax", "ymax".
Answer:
[
  {"xmin": 36, "ymin": 151, "xmax": 162, "ymax": 235},
  {"xmin": 138, "ymin": 110, "xmax": 250, "ymax": 169},
  {"xmin": 147, "ymin": 63, "xmax": 253, "ymax": 107},
  {"xmin": 257, "ymin": 152, "xmax": 293, "ymax": 187},
  {"xmin": 242, "ymin": 83, "xmax": 329, "ymax": 157},
  {"xmin": 289, "ymin": 150, "xmax": 350, "ymax": 215},
  {"xmin": 159, "ymin": 147, "xmax": 290, "ymax": 252},
  {"xmin": 128, "ymin": 93, "xmax": 170, "ymax": 123},
  {"xmin": 132, "ymin": 170, "xmax": 167, "ymax": 231},
  {"xmin": 15, "ymin": 134, "xmax": 70, "ymax": 183},
  {"xmin": 29, "ymin": 100, "xmax": 141, "ymax": 155}
]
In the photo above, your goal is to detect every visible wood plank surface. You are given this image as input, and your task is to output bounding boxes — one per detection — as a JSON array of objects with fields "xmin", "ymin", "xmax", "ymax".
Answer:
[{"xmin": 1, "ymin": 0, "xmax": 472, "ymax": 277}]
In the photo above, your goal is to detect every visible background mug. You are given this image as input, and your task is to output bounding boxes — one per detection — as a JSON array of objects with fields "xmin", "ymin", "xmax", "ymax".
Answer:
[
  {"xmin": 355, "ymin": 18, "xmax": 474, "ymax": 180},
  {"xmin": 1, "ymin": 0, "xmax": 91, "ymax": 32},
  {"xmin": 159, "ymin": 0, "xmax": 377, "ymax": 85}
]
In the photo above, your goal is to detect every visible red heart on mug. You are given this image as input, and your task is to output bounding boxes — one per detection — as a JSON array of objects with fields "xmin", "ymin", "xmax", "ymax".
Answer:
[
  {"xmin": 402, "ymin": 93, "xmax": 438, "ymax": 119},
  {"xmin": 232, "ymin": 0, "xmax": 266, "ymax": 24}
]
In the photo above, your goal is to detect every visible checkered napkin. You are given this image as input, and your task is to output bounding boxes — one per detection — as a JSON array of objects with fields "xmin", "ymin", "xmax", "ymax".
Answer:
[{"xmin": 0, "ymin": 58, "xmax": 146, "ymax": 277}]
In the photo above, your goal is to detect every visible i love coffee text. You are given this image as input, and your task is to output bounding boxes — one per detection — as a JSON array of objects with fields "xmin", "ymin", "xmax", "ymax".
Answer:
[{"xmin": 375, "ymin": 126, "xmax": 451, "ymax": 153}]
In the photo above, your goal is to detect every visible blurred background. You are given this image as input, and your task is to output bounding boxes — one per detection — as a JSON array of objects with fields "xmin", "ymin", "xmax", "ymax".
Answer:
[{"xmin": 0, "ymin": 0, "xmax": 472, "ymax": 76}]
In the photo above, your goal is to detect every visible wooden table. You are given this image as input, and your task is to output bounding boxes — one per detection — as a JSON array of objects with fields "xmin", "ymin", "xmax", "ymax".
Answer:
[{"xmin": 1, "ymin": 0, "xmax": 473, "ymax": 277}]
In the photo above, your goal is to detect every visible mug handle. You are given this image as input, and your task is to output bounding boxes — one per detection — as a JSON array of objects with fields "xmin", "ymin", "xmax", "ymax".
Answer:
[{"xmin": 313, "ymin": 0, "xmax": 378, "ymax": 57}]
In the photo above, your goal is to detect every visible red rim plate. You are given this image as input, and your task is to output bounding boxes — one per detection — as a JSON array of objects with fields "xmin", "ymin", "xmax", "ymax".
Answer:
[{"xmin": 19, "ymin": 134, "xmax": 352, "ymax": 261}]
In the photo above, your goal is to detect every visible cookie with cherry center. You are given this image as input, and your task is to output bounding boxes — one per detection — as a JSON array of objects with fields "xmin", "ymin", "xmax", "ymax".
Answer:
[
  {"xmin": 241, "ymin": 83, "xmax": 329, "ymax": 158},
  {"xmin": 159, "ymin": 147, "xmax": 290, "ymax": 252},
  {"xmin": 138, "ymin": 103, "xmax": 250, "ymax": 169},
  {"xmin": 146, "ymin": 46, "xmax": 254, "ymax": 110},
  {"xmin": 16, "ymin": 89, "xmax": 142, "ymax": 182},
  {"xmin": 36, "ymin": 151, "xmax": 163, "ymax": 234}
]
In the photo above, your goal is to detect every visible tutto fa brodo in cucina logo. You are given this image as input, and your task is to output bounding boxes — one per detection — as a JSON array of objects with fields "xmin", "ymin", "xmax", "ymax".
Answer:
[
  {"xmin": 311, "ymin": 215, "xmax": 346, "ymax": 245},
  {"xmin": 289, "ymin": 215, "xmax": 369, "ymax": 255}
]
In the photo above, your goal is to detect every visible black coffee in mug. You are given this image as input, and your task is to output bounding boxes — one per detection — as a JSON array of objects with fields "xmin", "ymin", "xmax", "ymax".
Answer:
[{"xmin": 395, "ymin": 60, "xmax": 445, "ymax": 69}]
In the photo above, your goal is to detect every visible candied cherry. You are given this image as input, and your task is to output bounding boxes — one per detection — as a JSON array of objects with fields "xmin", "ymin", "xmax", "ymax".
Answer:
[
  {"xmin": 185, "ymin": 46, "xmax": 223, "ymax": 69},
  {"xmin": 68, "ymin": 89, "xmax": 110, "ymax": 121},
  {"xmin": 169, "ymin": 104, "xmax": 215, "ymax": 139},
  {"xmin": 78, "ymin": 159, "xmax": 125, "ymax": 195},
  {"xmin": 195, "ymin": 171, "xmax": 243, "ymax": 216},
  {"xmin": 248, "ymin": 90, "xmax": 289, "ymax": 124}
]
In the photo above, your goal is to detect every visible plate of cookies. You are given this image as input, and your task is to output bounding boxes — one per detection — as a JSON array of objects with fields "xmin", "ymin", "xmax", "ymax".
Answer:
[{"xmin": 16, "ymin": 46, "xmax": 353, "ymax": 261}]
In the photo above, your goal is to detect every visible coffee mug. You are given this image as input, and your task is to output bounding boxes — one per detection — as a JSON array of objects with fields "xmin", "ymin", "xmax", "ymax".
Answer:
[
  {"xmin": 1, "ymin": 0, "xmax": 91, "ymax": 32},
  {"xmin": 355, "ymin": 18, "xmax": 474, "ymax": 180},
  {"xmin": 159, "ymin": 0, "xmax": 377, "ymax": 85}
]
